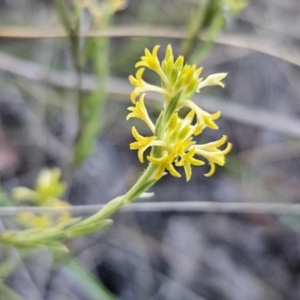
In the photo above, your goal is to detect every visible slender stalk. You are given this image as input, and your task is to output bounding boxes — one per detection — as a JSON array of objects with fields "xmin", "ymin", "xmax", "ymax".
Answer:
[
  {"xmin": 55, "ymin": 0, "xmax": 83, "ymax": 174},
  {"xmin": 181, "ymin": 0, "xmax": 225, "ymax": 63},
  {"xmin": 76, "ymin": 162, "xmax": 158, "ymax": 226},
  {"xmin": 69, "ymin": 29, "xmax": 83, "ymax": 107},
  {"xmin": 181, "ymin": 0, "xmax": 213, "ymax": 59},
  {"xmin": 190, "ymin": 14, "xmax": 224, "ymax": 63},
  {"xmin": 71, "ymin": 3, "xmax": 113, "ymax": 168},
  {"xmin": 76, "ymin": 91, "xmax": 182, "ymax": 226},
  {"xmin": 72, "ymin": 34, "xmax": 109, "ymax": 168},
  {"xmin": 124, "ymin": 163, "xmax": 158, "ymax": 202}
]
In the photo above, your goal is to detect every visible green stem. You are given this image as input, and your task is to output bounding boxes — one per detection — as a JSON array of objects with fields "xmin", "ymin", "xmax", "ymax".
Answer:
[
  {"xmin": 181, "ymin": 0, "xmax": 212, "ymax": 59},
  {"xmin": 124, "ymin": 163, "xmax": 158, "ymax": 202},
  {"xmin": 74, "ymin": 163, "xmax": 158, "ymax": 226},
  {"xmin": 77, "ymin": 77, "xmax": 179, "ymax": 225},
  {"xmin": 70, "ymin": 31, "xmax": 83, "ymax": 103},
  {"xmin": 181, "ymin": 0, "xmax": 224, "ymax": 63},
  {"xmin": 71, "ymin": 34, "xmax": 109, "ymax": 168},
  {"xmin": 190, "ymin": 14, "xmax": 224, "ymax": 63},
  {"xmin": 67, "ymin": 84, "xmax": 183, "ymax": 233}
]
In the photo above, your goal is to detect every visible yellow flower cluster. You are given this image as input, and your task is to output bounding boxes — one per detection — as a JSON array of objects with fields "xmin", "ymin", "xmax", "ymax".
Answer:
[
  {"xmin": 127, "ymin": 45, "xmax": 231, "ymax": 181},
  {"xmin": 78, "ymin": 0, "xmax": 127, "ymax": 26},
  {"xmin": 12, "ymin": 168, "xmax": 70, "ymax": 229}
]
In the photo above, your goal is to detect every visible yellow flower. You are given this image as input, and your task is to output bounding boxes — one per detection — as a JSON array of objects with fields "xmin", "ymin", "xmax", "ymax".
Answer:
[
  {"xmin": 176, "ymin": 148, "xmax": 205, "ymax": 181},
  {"xmin": 32, "ymin": 215, "xmax": 51, "ymax": 228},
  {"xmin": 174, "ymin": 64, "xmax": 203, "ymax": 99},
  {"xmin": 110, "ymin": 0, "xmax": 127, "ymax": 11},
  {"xmin": 126, "ymin": 94, "xmax": 155, "ymax": 132},
  {"xmin": 12, "ymin": 187, "xmax": 36, "ymax": 203},
  {"xmin": 16, "ymin": 199, "xmax": 71, "ymax": 229},
  {"xmin": 13, "ymin": 168, "xmax": 67, "ymax": 207},
  {"xmin": 17, "ymin": 212, "xmax": 50, "ymax": 229},
  {"xmin": 12, "ymin": 168, "xmax": 71, "ymax": 229},
  {"xmin": 127, "ymin": 45, "xmax": 231, "ymax": 181},
  {"xmin": 34, "ymin": 168, "xmax": 67, "ymax": 204},
  {"xmin": 129, "ymin": 68, "xmax": 167, "ymax": 103},
  {"xmin": 131, "ymin": 45, "xmax": 226, "ymax": 105},
  {"xmin": 147, "ymin": 150, "xmax": 181, "ymax": 179},
  {"xmin": 171, "ymin": 138, "xmax": 194, "ymax": 158},
  {"xmin": 161, "ymin": 44, "xmax": 175, "ymax": 78},
  {"xmin": 78, "ymin": 0, "xmax": 127, "ymax": 27},
  {"xmin": 194, "ymin": 136, "xmax": 232, "ymax": 177},
  {"xmin": 135, "ymin": 45, "xmax": 162, "ymax": 73},
  {"xmin": 197, "ymin": 73, "xmax": 227, "ymax": 90},
  {"xmin": 179, "ymin": 100, "xmax": 221, "ymax": 135},
  {"xmin": 165, "ymin": 111, "xmax": 196, "ymax": 142},
  {"xmin": 129, "ymin": 127, "xmax": 157, "ymax": 163}
]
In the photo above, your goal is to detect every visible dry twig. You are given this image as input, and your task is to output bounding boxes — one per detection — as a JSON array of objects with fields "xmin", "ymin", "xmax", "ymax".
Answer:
[
  {"xmin": 0, "ymin": 26, "xmax": 299, "ymax": 66},
  {"xmin": 0, "ymin": 201, "xmax": 300, "ymax": 216},
  {"xmin": 1, "ymin": 52, "xmax": 300, "ymax": 138}
]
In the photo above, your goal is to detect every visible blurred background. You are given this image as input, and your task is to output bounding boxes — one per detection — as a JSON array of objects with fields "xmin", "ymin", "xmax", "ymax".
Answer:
[{"xmin": 1, "ymin": 0, "xmax": 300, "ymax": 299}]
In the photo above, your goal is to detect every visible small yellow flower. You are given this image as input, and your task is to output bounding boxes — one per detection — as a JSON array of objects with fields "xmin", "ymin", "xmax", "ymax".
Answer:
[
  {"xmin": 13, "ymin": 168, "xmax": 67, "ymax": 206},
  {"xmin": 194, "ymin": 136, "xmax": 232, "ymax": 177},
  {"xmin": 135, "ymin": 45, "xmax": 162, "ymax": 73},
  {"xmin": 176, "ymin": 148, "xmax": 205, "ymax": 181},
  {"xmin": 17, "ymin": 212, "xmax": 50, "ymax": 229},
  {"xmin": 130, "ymin": 44, "xmax": 227, "ymax": 108},
  {"xmin": 161, "ymin": 44, "xmax": 175, "ymax": 78},
  {"xmin": 110, "ymin": 0, "xmax": 127, "ymax": 11},
  {"xmin": 129, "ymin": 68, "xmax": 167, "ymax": 103},
  {"xmin": 78, "ymin": 0, "xmax": 127, "ymax": 27},
  {"xmin": 147, "ymin": 150, "xmax": 181, "ymax": 179},
  {"xmin": 171, "ymin": 138, "xmax": 194, "ymax": 157},
  {"xmin": 12, "ymin": 168, "xmax": 71, "ymax": 229},
  {"xmin": 165, "ymin": 112, "xmax": 196, "ymax": 143},
  {"xmin": 32, "ymin": 215, "xmax": 51, "ymax": 228},
  {"xmin": 129, "ymin": 127, "xmax": 157, "ymax": 163},
  {"xmin": 34, "ymin": 168, "xmax": 67, "ymax": 205},
  {"xmin": 16, "ymin": 212, "xmax": 35, "ymax": 226},
  {"xmin": 126, "ymin": 94, "xmax": 155, "ymax": 132},
  {"xmin": 16, "ymin": 199, "xmax": 71, "ymax": 229},
  {"xmin": 12, "ymin": 187, "xmax": 36, "ymax": 202},
  {"xmin": 179, "ymin": 100, "xmax": 221, "ymax": 135},
  {"xmin": 175, "ymin": 64, "xmax": 203, "ymax": 98},
  {"xmin": 197, "ymin": 73, "xmax": 227, "ymax": 90}
]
